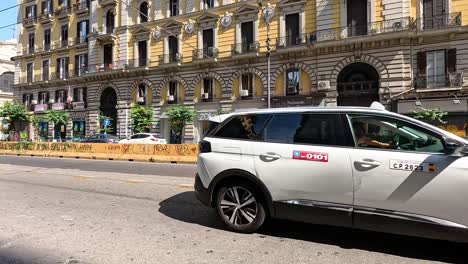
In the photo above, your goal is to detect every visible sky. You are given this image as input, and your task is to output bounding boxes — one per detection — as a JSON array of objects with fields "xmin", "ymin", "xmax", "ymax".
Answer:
[{"xmin": 0, "ymin": 0, "xmax": 19, "ymax": 42}]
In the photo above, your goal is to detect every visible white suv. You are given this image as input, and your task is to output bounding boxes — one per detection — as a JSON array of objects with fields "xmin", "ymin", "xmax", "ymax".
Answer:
[{"xmin": 195, "ymin": 104, "xmax": 468, "ymax": 242}]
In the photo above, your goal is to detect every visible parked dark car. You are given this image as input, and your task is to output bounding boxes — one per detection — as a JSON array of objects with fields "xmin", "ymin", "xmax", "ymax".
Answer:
[{"xmin": 80, "ymin": 134, "xmax": 119, "ymax": 143}]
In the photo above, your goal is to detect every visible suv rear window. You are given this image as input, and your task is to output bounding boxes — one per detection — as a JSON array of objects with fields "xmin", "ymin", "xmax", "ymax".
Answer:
[
  {"xmin": 213, "ymin": 114, "xmax": 270, "ymax": 140},
  {"xmin": 263, "ymin": 113, "xmax": 351, "ymax": 146}
]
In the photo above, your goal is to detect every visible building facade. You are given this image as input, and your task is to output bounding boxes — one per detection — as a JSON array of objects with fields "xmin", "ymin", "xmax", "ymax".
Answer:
[
  {"xmin": 13, "ymin": 0, "xmax": 468, "ymax": 142},
  {"xmin": 0, "ymin": 40, "xmax": 16, "ymax": 140}
]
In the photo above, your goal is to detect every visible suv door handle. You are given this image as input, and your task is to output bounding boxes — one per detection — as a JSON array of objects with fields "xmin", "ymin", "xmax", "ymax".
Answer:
[
  {"xmin": 355, "ymin": 159, "xmax": 381, "ymax": 168},
  {"xmin": 260, "ymin": 153, "xmax": 281, "ymax": 162}
]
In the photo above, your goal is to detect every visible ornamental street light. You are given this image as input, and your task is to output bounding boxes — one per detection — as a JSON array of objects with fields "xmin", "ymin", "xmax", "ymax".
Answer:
[{"xmin": 258, "ymin": 1, "xmax": 274, "ymax": 109}]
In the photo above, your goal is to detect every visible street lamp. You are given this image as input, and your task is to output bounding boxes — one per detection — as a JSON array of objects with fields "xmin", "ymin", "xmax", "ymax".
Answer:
[{"xmin": 257, "ymin": 1, "xmax": 274, "ymax": 109}]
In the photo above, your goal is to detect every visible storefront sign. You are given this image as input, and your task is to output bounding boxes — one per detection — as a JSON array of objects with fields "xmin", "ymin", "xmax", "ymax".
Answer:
[{"xmin": 70, "ymin": 111, "xmax": 87, "ymax": 120}]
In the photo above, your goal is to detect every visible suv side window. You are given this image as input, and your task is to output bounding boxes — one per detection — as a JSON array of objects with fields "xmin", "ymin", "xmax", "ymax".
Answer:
[
  {"xmin": 348, "ymin": 114, "xmax": 445, "ymax": 153},
  {"xmin": 130, "ymin": 135, "xmax": 140, "ymax": 139},
  {"xmin": 213, "ymin": 114, "xmax": 270, "ymax": 140},
  {"xmin": 263, "ymin": 113, "xmax": 351, "ymax": 146}
]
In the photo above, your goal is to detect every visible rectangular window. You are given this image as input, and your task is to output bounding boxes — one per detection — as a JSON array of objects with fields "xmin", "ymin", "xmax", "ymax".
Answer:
[
  {"xmin": 58, "ymin": 0, "xmax": 69, "ymax": 8},
  {"xmin": 138, "ymin": 41, "xmax": 147, "ymax": 67},
  {"xmin": 75, "ymin": 54, "xmax": 88, "ymax": 76},
  {"xmin": 26, "ymin": 63, "xmax": 33, "ymax": 83},
  {"xmin": 56, "ymin": 57, "xmax": 69, "ymax": 79},
  {"xmin": 241, "ymin": 73, "xmax": 254, "ymax": 97},
  {"xmin": 41, "ymin": 0, "xmax": 52, "ymax": 14},
  {"xmin": 28, "ymin": 33, "xmax": 35, "ymax": 53},
  {"xmin": 286, "ymin": 69, "xmax": 300, "ymax": 95},
  {"xmin": 26, "ymin": 5, "xmax": 37, "ymax": 19},
  {"xmin": 426, "ymin": 50, "xmax": 445, "ymax": 87},
  {"xmin": 285, "ymin": 13, "xmax": 300, "ymax": 46},
  {"xmin": 44, "ymin": 29, "xmax": 51, "ymax": 51},
  {"xmin": 137, "ymin": 84, "xmax": 147, "ymax": 105},
  {"xmin": 241, "ymin": 21, "xmax": 254, "ymax": 52},
  {"xmin": 103, "ymin": 44, "xmax": 113, "ymax": 67},
  {"xmin": 263, "ymin": 113, "xmax": 350, "ymax": 146},
  {"xmin": 168, "ymin": 35, "xmax": 179, "ymax": 62},
  {"xmin": 38, "ymin": 92, "xmax": 49, "ymax": 104},
  {"xmin": 168, "ymin": 81, "xmax": 178, "ymax": 104},
  {"xmin": 77, "ymin": 20, "xmax": 89, "ymax": 44},
  {"xmin": 214, "ymin": 114, "xmax": 270, "ymax": 140},
  {"xmin": 42, "ymin": 60, "xmax": 49, "ymax": 81},
  {"xmin": 203, "ymin": 78, "xmax": 214, "ymax": 101},
  {"xmin": 23, "ymin": 93, "xmax": 33, "ymax": 106},
  {"xmin": 72, "ymin": 121, "xmax": 86, "ymax": 142},
  {"xmin": 61, "ymin": 25, "xmax": 68, "ymax": 47},
  {"xmin": 56, "ymin": 90, "xmax": 66, "ymax": 103},
  {"xmin": 170, "ymin": 0, "xmax": 179, "ymax": 17},
  {"xmin": 204, "ymin": 0, "xmax": 215, "ymax": 9},
  {"xmin": 203, "ymin": 28, "xmax": 214, "ymax": 56}
]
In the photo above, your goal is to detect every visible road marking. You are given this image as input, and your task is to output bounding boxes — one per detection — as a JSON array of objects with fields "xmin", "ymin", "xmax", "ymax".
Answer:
[
  {"xmin": 73, "ymin": 175, "xmax": 94, "ymax": 180},
  {"xmin": 176, "ymin": 184, "xmax": 194, "ymax": 190},
  {"xmin": 121, "ymin": 180, "xmax": 145, "ymax": 184}
]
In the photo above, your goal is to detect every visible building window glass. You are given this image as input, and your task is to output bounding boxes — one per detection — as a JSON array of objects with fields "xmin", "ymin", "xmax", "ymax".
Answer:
[
  {"xmin": 170, "ymin": 0, "xmax": 179, "ymax": 17},
  {"xmin": 286, "ymin": 69, "xmax": 300, "ymax": 96},
  {"xmin": 56, "ymin": 57, "xmax": 69, "ymax": 79},
  {"xmin": 56, "ymin": 90, "xmax": 66, "ymax": 104},
  {"xmin": 426, "ymin": 50, "xmax": 446, "ymax": 88},
  {"xmin": 72, "ymin": 121, "xmax": 86, "ymax": 142},
  {"xmin": 44, "ymin": 29, "xmax": 51, "ymax": 51},
  {"xmin": 41, "ymin": 0, "xmax": 52, "ymax": 15},
  {"xmin": 28, "ymin": 33, "xmax": 35, "ymax": 54},
  {"xmin": 38, "ymin": 92, "xmax": 49, "ymax": 104},
  {"xmin": 168, "ymin": 81, "xmax": 178, "ymax": 104},
  {"xmin": 26, "ymin": 63, "xmax": 33, "ymax": 83},
  {"xmin": 38, "ymin": 122, "xmax": 49, "ymax": 142},
  {"xmin": 241, "ymin": 73, "xmax": 254, "ymax": 97},
  {"xmin": 77, "ymin": 20, "xmax": 89, "ymax": 44},
  {"xmin": 138, "ymin": 41, "xmax": 148, "ymax": 67},
  {"xmin": 25, "ymin": 5, "xmax": 37, "ymax": 19},
  {"xmin": 140, "ymin": 2, "xmax": 149, "ymax": 22},
  {"xmin": 202, "ymin": 78, "xmax": 214, "ymax": 102},
  {"xmin": 202, "ymin": 28, "xmax": 215, "ymax": 57},
  {"xmin": 61, "ymin": 25, "xmax": 68, "ymax": 47},
  {"xmin": 204, "ymin": 0, "xmax": 215, "ymax": 9},
  {"xmin": 137, "ymin": 84, "xmax": 147, "ymax": 105},
  {"xmin": 42, "ymin": 60, "xmax": 49, "ymax": 81},
  {"xmin": 75, "ymin": 54, "xmax": 88, "ymax": 76}
]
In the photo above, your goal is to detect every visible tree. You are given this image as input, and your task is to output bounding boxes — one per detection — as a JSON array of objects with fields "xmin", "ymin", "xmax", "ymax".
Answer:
[
  {"xmin": 0, "ymin": 101, "xmax": 30, "ymax": 128},
  {"xmin": 413, "ymin": 107, "xmax": 447, "ymax": 124},
  {"xmin": 31, "ymin": 115, "xmax": 47, "ymax": 141},
  {"xmin": 131, "ymin": 105, "xmax": 154, "ymax": 134},
  {"xmin": 45, "ymin": 110, "xmax": 70, "ymax": 140},
  {"xmin": 167, "ymin": 105, "xmax": 197, "ymax": 143}
]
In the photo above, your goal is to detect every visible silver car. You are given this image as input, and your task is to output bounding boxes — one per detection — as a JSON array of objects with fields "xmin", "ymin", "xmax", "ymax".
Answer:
[{"xmin": 194, "ymin": 103, "xmax": 468, "ymax": 242}]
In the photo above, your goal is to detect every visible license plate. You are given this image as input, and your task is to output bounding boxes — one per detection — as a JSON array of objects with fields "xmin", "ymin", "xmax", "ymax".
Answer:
[{"xmin": 389, "ymin": 160, "xmax": 436, "ymax": 173}]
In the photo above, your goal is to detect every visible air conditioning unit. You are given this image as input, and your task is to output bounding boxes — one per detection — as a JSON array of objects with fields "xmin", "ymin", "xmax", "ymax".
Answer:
[
  {"xmin": 369, "ymin": 27, "xmax": 380, "ymax": 34},
  {"xmin": 72, "ymin": 102, "xmax": 85, "ymax": 109},
  {"xmin": 49, "ymin": 98, "xmax": 55, "ymax": 104},
  {"xmin": 207, "ymin": 47, "xmax": 217, "ymax": 57},
  {"xmin": 393, "ymin": 21, "xmax": 403, "ymax": 29},
  {"xmin": 318, "ymin": 80, "xmax": 330, "ymax": 91},
  {"xmin": 240, "ymin": 90, "xmax": 249, "ymax": 97},
  {"xmin": 202, "ymin": 93, "xmax": 209, "ymax": 99},
  {"xmin": 449, "ymin": 72, "xmax": 464, "ymax": 87},
  {"xmin": 175, "ymin": 53, "xmax": 182, "ymax": 61},
  {"xmin": 31, "ymin": 99, "xmax": 38, "ymax": 105},
  {"xmin": 167, "ymin": 95, "xmax": 174, "ymax": 101},
  {"xmin": 137, "ymin": 97, "xmax": 145, "ymax": 103}
]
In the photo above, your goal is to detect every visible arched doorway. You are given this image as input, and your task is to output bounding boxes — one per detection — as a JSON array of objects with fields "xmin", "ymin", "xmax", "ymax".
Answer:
[
  {"xmin": 337, "ymin": 63, "xmax": 380, "ymax": 107},
  {"xmin": 100, "ymin": 88, "xmax": 117, "ymax": 135}
]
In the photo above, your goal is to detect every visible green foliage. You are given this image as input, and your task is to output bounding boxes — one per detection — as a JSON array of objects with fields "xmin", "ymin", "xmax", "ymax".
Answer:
[
  {"xmin": 167, "ymin": 105, "xmax": 197, "ymax": 134},
  {"xmin": 216, "ymin": 108, "xmax": 232, "ymax": 115},
  {"xmin": 98, "ymin": 113, "xmax": 114, "ymax": 134},
  {"xmin": 45, "ymin": 110, "xmax": 70, "ymax": 125},
  {"xmin": 413, "ymin": 107, "xmax": 447, "ymax": 124},
  {"xmin": 0, "ymin": 101, "xmax": 30, "ymax": 124},
  {"xmin": 131, "ymin": 105, "xmax": 154, "ymax": 133},
  {"xmin": 31, "ymin": 115, "xmax": 46, "ymax": 129}
]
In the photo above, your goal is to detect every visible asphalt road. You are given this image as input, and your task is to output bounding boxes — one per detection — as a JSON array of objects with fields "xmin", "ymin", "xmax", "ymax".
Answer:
[{"xmin": 0, "ymin": 156, "xmax": 466, "ymax": 264}]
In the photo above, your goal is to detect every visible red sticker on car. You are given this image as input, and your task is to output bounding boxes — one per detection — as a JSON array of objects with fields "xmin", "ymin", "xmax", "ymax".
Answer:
[{"xmin": 293, "ymin": 151, "xmax": 329, "ymax": 162}]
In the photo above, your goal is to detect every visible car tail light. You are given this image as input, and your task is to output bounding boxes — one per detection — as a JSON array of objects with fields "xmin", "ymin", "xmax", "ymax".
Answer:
[
  {"xmin": 108, "ymin": 139, "xmax": 113, "ymax": 143},
  {"xmin": 150, "ymin": 138, "xmax": 158, "ymax": 142},
  {"xmin": 199, "ymin": 140, "xmax": 211, "ymax": 153}
]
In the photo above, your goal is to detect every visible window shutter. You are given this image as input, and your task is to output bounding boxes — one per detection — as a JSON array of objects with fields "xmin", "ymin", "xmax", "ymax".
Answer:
[
  {"xmin": 55, "ymin": 90, "xmax": 59, "ymax": 101},
  {"xmin": 46, "ymin": 92, "xmax": 50, "ymax": 104},
  {"xmin": 417, "ymin": 52, "xmax": 426, "ymax": 76},
  {"xmin": 56, "ymin": 58, "xmax": 60, "ymax": 74},
  {"xmin": 33, "ymin": 5, "xmax": 37, "ymax": 18},
  {"xmin": 23, "ymin": 94, "xmax": 27, "ymax": 104},
  {"xmin": 83, "ymin": 87, "xmax": 87, "ymax": 107},
  {"xmin": 77, "ymin": 21, "xmax": 80, "ymax": 38},
  {"xmin": 73, "ymin": 88, "xmax": 78, "ymax": 102},
  {"xmin": 85, "ymin": 20, "xmax": 89, "ymax": 36},
  {"xmin": 65, "ymin": 57, "xmax": 69, "ymax": 74},
  {"xmin": 446, "ymin": 48, "xmax": 456, "ymax": 73},
  {"xmin": 75, "ymin": 55, "xmax": 79, "ymax": 75}
]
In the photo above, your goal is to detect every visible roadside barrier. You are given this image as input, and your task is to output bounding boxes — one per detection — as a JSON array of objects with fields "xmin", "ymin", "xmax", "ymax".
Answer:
[{"xmin": 0, "ymin": 142, "xmax": 199, "ymax": 163}]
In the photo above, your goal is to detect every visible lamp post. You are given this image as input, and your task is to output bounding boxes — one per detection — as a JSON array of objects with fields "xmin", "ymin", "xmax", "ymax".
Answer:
[{"xmin": 257, "ymin": 1, "xmax": 274, "ymax": 109}]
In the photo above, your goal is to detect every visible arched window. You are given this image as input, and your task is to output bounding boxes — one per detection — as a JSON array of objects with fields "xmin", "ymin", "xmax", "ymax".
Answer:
[
  {"xmin": 106, "ymin": 10, "xmax": 115, "ymax": 33},
  {"xmin": 139, "ymin": 2, "xmax": 149, "ymax": 23}
]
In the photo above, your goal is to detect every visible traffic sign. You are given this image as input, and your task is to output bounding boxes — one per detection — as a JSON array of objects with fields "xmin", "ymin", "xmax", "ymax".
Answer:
[{"xmin": 103, "ymin": 119, "xmax": 111, "ymax": 126}]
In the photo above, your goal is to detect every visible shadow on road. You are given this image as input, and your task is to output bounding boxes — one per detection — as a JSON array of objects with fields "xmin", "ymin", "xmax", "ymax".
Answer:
[{"xmin": 159, "ymin": 191, "xmax": 467, "ymax": 263}]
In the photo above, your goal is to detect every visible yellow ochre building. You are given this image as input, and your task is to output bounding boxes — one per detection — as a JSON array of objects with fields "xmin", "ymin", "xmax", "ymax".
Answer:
[{"xmin": 12, "ymin": 0, "xmax": 468, "ymax": 142}]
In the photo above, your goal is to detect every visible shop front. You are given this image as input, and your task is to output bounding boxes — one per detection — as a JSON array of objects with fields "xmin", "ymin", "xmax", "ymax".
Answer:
[
  {"xmin": 70, "ymin": 111, "xmax": 87, "ymax": 142},
  {"xmin": 397, "ymin": 98, "xmax": 468, "ymax": 138},
  {"xmin": 38, "ymin": 122, "xmax": 48, "ymax": 142},
  {"xmin": 194, "ymin": 103, "xmax": 221, "ymax": 142}
]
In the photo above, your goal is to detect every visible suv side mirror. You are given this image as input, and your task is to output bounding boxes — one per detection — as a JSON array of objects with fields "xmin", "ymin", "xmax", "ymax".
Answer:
[{"xmin": 444, "ymin": 138, "xmax": 467, "ymax": 156}]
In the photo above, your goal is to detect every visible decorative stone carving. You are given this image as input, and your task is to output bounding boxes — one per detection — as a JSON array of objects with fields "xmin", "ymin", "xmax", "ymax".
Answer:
[
  {"xmin": 152, "ymin": 26, "xmax": 162, "ymax": 41},
  {"xmin": 220, "ymin": 12, "xmax": 233, "ymax": 30},
  {"xmin": 184, "ymin": 19, "xmax": 195, "ymax": 35}
]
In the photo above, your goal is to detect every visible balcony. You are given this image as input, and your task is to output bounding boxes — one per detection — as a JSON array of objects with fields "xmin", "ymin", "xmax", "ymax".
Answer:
[
  {"xmin": 34, "ymin": 104, "xmax": 49, "ymax": 113},
  {"xmin": 159, "ymin": 53, "xmax": 183, "ymax": 65},
  {"xmin": 311, "ymin": 17, "xmax": 413, "ymax": 43},
  {"xmin": 93, "ymin": 27, "xmax": 116, "ymax": 42},
  {"xmin": 414, "ymin": 73, "xmax": 464, "ymax": 91},
  {"xmin": 39, "ymin": 12, "xmax": 53, "ymax": 25},
  {"xmin": 51, "ymin": 103, "xmax": 65, "ymax": 110},
  {"xmin": 22, "ymin": 17, "xmax": 37, "ymax": 29},
  {"xmin": 73, "ymin": 36, "xmax": 88, "ymax": 48},
  {"xmin": 98, "ymin": 0, "xmax": 117, "ymax": 7},
  {"xmin": 55, "ymin": 6, "xmax": 71, "ymax": 21},
  {"xmin": 52, "ymin": 72, "xmax": 71, "ymax": 81},
  {"xmin": 128, "ymin": 58, "xmax": 151, "ymax": 68},
  {"xmin": 276, "ymin": 34, "xmax": 308, "ymax": 51},
  {"xmin": 23, "ymin": 46, "xmax": 35, "ymax": 55},
  {"xmin": 74, "ymin": 1, "xmax": 90, "ymax": 16},
  {"xmin": 54, "ymin": 40, "xmax": 70, "ymax": 51},
  {"xmin": 193, "ymin": 48, "xmax": 218, "ymax": 61},
  {"xmin": 42, "ymin": 43, "xmax": 51, "ymax": 52},
  {"xmin": 231, "ymin": 42, "xmax": 260, "ymax": 56},
  {"xmin": 416, "ymin": 12, "xmax": 462, "ymax": 31},
  {"xmin": 72, "ymin": 101, "xmax": 86, "ymax": 110},
  {"xmin": 84, "ymin": 61, "xmax": 126, "ymax": 74}
]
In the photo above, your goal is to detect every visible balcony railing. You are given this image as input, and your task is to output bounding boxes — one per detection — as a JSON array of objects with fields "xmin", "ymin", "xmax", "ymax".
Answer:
[
  {"xmin": 311, "ymin": 17, "xmax": 413, "ymax": 42},
  {"xmin": 53, "ymin": 71, "xmax": 71, "ymax": 80},
  {"xmin": 416, "ymin": 12, "xmax": 462, "ymax": 31},
  {"xmin": 23, "ymin": 46, "xmax": 35, "ymax": 55},
  {"xmin": 39, "ymin": 12, "xmax": 53, "ymax": 23},
  {"xmin": 73, "ymin": 36, "xmax": 88, "ymax": 46},
  {"xmin": 129, "ymin": 58, "xmax": 150, "ymax": 68},
  {"xmin": 34, "ymin": 104, "xmax": 49, "ymax": 112},
  {"xmin": 55, "ymin": 6, "xmax": 71, "ymax": 18},
  {"xmin": 232, "ymin": 41, "xmax": 260, "ymax": 55},
  {"xmin": 337, "ymin": 80, "xmax": 380, "ymax": 96},
  {"xmin": 277, "ymin": 34, "xmax": 308, "ymax": 48},
  {"xmin": 43, "ymin": 43, "xmax": 51, "ymax": 52},
  {"xmin": 159, "ymin": 53, "xmax": 183, "ymax": 64},
  {"xmin": 193, "ymin": 48, "xmax": 218, "ymax": 60},
  {"xmin": 51, "ymin": 103, "xmax": 65, "ymax": 110},
  {"xmin": 22, "ymin": 17, "xmax": 37, "ymax": 27},
  {"xmin": 75, "ymin": 1, "xmax": 90, "ymax": 14},
  {"xmin": 414, "ymin": 73, "xmax": 464, "ymax": 89}
]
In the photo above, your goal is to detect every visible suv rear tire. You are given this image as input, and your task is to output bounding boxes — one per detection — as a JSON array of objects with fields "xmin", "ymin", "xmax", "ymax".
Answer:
[{"xmin": 215, "ymin": 183, "xmax": 266, "ymax": 233}]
